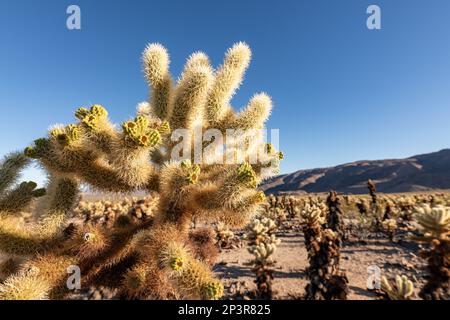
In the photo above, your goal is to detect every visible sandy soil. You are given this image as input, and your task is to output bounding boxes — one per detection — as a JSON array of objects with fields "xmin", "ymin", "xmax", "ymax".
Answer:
[
  {"xmin": 0, "ymin": 219, "xmax": 428, "ymax": 300},
  {"xmin": 215, "ymin": 228, "xmax": 426, "ymax": 300}
]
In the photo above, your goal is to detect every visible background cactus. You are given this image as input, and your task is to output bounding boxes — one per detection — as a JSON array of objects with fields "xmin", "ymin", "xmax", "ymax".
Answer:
[
  {"xmin": 413, "ymin": 204, "xmax": 450, "ymax": 299},
  {"xmin": 214, "ymin": 222, "xmax": 236, "ymax": 249},
  {"xmin": 244, "ymin": 217, "xmax": 281, "ymax": 299},
  {"xmin": 300, "ymin": 193, "xmax": 348, "ymax": 300},
  {"xmin": 0, "ymin": 42, "xmax": 281, "ymax": 300},
  {"xmin": 380, "ymin": 274, "xmax": 414, "ymax": 300}
]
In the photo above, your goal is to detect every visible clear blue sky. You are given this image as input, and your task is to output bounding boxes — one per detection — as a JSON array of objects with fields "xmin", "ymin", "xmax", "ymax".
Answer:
[{"xmin": 1, "ymin": 0, "xmax": 449, "ymax": 186}]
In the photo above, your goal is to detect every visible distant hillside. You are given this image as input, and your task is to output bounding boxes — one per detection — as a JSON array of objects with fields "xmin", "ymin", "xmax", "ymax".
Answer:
[{"xmin": 260, "ymin": 149, "xmax": 450, "ymax": 195}]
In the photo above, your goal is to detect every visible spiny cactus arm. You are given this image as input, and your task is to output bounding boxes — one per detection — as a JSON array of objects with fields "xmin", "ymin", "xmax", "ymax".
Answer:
[
  {"xmin": 74, "ymin": 104, "xmax": 118, "ymax": 154},
  {"xmin": 142, "ymin": 43, "xmax": 174, "ymax": 120},
  {"xmin": 20, "ymin": 176, "xmax": 78, "ymax": 251},
  {"xmin": 74, "ymin": 106, "xmax": 162, "ymax": 189},
  {"xmin": 70, "ymin": 158, "xmax": 159, "ymax": 193},
  {"xmin": 169, "ymin": 62, "xmax": 213, "ymax": 131},
  {"xmin": 191, "ymin": 163, "xmax": 266, "ymax": 226},
  {"xmin": 69, "ymin": 225, "xmax": 150, "ymax": 287},
  {"xmin": 73, "ymin": 106, "xmax": 165, "ymax": 190},
  {"xmin": 25, "ymin": 126, "xmax": 98, "ymax": 175},
  {"xmin": 205, "ymin": 42, "xmax": 251, "ymax": 127},
  {"xmin": 122, "ymin": 261, "xmax": 153, "ymax": 299},
  {"xmin": 0, "ymin": 254, "xmax": 78, "ymax": 300},
  {"xmin": 155, "ymin": 161, "xmax": 201, "ymax": 230},
  {"xmin": 25, "ymin": 132, "xmax": 159, "ymax": 192},
  {"xmin": 250, "ymin": 144, "xmax": 283, "ymax": 180},
  {"xmin": 184, "ymin": 52, "xmax": 211, "ymax": 73},
  {"xmin": 66, "ymin": 224, "xmax": 109, "ymax": 261},
  {"xmin": 414, "ymin": 205, "xmax": 450, "ymax": 239},
  {"xmin": 0, "ymin": 177, "xmax": 76, "ymax": 255},
  {"xmin": 158, "ymin": 241, "xmax": 223, "ymax": 300},
  {"xmin": 230, "ymin": 93, "xmax": 272, "ymax": 130},
  {"xmin": 0, "ymin": 181, "xmax": 45, "ymax": 214},
  {"xmin": 0, "ymin": 152, "xmax": 30, "ymax": 195},
  {"xmin": 0, "ymin": 215, "xmax": 47, "ymax": 255},
  {"xmin": 110, "ymin": 115, "xmax": 164, "ymax": 187},
  {"xmin": 0, "ymin": 271, "xmax": 50, "ymax": 300}
]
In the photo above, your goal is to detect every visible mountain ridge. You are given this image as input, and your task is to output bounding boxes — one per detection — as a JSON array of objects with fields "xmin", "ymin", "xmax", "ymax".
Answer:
[{"xmin": 260, "ymin": 149, "xmax": 450, "ymax": 195}]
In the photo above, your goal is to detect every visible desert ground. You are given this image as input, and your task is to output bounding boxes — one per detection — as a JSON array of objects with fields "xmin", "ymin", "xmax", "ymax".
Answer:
[
  {"xmin": 217, "ymin": 228, "xmax": 425, "ymax": 300},
  {"xmin": 1, "ymin": 189, "xmax": 448, "ymax": 300}
]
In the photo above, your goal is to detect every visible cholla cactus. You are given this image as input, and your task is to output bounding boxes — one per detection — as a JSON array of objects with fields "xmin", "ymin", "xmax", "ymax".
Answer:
[
  {"xmin": 325, "ymin": 191, "xmax": 346, "ymax": 241},
  {"xmin": 356, "ymin": 198, "xmax": 369, "ymax": 216},
  {"xmin": 300, "ymin": 202, "xmax": 327, "ymax": 226},
  {"xmin": 301, "ymin": 193, "xmax": 348, "ymax": 300},
  {"xmin": 415, "ymin": 204, "xmax": 450, "ymax": 239},
  {"xmin": 0, "ymin": 43, "xmax": 281, "ymax": 300},
  {"xmin": 244, "ymin": 217, "xmax": 278, "ymax": 243},
  {"xmin": 244, "ymin": 217, "xmax": 280, "ymax": 299},
  {"xmin": 381, "ymin": 218, "xmax": 397, "ymax": 241},
  {"xmin": 380, "ymin": 275, "xmax": 414, "ymax": 300},
  {"xmin": 74, "ymin": 195, "xmax": 159, "ymax": 226},
  {"xmin": 214, "ymin": 222, "xmax": 235, "ymax": 249},
  {"xmin": 248, "ymin": 235, "xmax": 280, "ymax": 265},
  {"xmin": 367, "ymin": 179, "xmax": 378, "ymax": 207},
  {"xmin": 413, "ymin": 204, "xmax": 450, "ymax": 300}
]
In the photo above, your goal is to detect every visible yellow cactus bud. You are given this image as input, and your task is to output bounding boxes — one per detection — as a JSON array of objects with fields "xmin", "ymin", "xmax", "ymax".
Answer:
[
  {"xmin": 201, "ymin": 281, "xmax": 224, "ymax": 300},
  {"xmin": 122, "ymin": 117, "xmax": 161, "ymax": 147},
  {"xmin": 24, "ymin": 138, "xmax": 50, "ymax": 158},
  {"xmin": 49, "ymin": 127, "xmax": 65, "ymax": 141},
  {"xmin": 75, "ymin": 105, "xmax": 108, "ymax": 130},
  {"xmin": 254, "ymin": 191, "xmax": 266, "ymax": 203},
  {"xmin": 90, "ymin": 104, "xmax": 108, "ymax": 118},
  {"xmin": 170, "ymin": 257, "xmax": 184, "ymax": 271},
  {"xmin": 50, "ymin": 124, "xmax": 80, "ymax": 146},
  {"xmin": 265, "ymin": 143, "xmax": 274, "ymax": 154},
  {"xmin": 158, "ymin": 120, "xmax": 171, "ymax": 135},
  {"xmin": 180, "ymin": 161, "xmax": 201, "ymax": 184},
  {"xmin": 146, "ymin": 129, "xmax": 161, "ymax": 147},
  {"xmin": 236, "ymin": 162, "xmax": 257, "ymax": 188},
  {"xmin": 74, "ymin": 107, "xmax": 89, "ymax": 120},
  {"xmin": 24, "ymin": 146, "xmax": 37, "ymax": 158}
]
